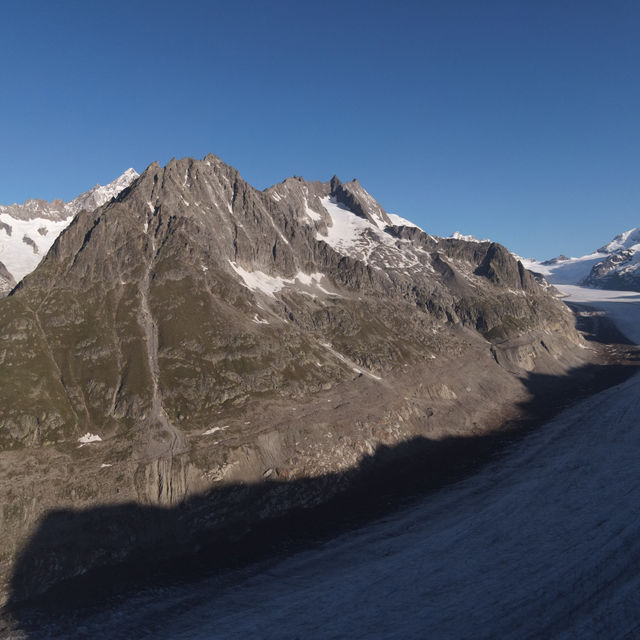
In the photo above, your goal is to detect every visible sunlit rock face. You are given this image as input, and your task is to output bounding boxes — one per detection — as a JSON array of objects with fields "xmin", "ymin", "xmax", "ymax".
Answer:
[{"xmin": 0, "ymin": 153, "xmax": 586, "ymax": 603}]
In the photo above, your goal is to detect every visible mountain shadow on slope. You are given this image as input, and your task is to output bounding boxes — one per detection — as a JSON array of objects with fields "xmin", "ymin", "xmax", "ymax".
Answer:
[{"xmin": 4, "ymin": 323, "xmax": 638, "ymax": 636}]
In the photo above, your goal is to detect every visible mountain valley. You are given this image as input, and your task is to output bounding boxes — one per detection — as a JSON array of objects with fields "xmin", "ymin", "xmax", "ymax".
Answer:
[{"xmin": 0, "ymin": 154, "xmax": 633, "ymax": 614}]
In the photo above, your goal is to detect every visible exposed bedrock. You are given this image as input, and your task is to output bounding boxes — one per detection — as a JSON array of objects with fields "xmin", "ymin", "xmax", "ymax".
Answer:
[{"xmin": 0, "ymin": 154, "xmax": 608, "ymax": 604}]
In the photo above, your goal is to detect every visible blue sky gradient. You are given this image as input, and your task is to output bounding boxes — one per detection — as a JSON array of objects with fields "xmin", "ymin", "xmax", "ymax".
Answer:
[{"xmin": 1, "ymin": 0, "xmax": 638, "ymax": 258}]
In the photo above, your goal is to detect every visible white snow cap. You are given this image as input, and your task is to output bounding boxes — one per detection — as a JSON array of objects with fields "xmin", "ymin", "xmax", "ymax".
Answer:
[
  {"xmin": 387, "ymin": 213, "xmax": 421, "ymax": 229},
  {"xmin": 600, "ymin": 228, "xmax": 640, "ymax": 253},
  {"xmin": 449, "ymin": 231, "xmax": 490, "ymax": 243}
]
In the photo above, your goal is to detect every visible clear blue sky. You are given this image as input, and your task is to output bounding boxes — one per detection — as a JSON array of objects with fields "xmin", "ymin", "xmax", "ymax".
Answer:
[{"xmin": 1, "ymin": 0, "xmax": 638, "ymax": 259}]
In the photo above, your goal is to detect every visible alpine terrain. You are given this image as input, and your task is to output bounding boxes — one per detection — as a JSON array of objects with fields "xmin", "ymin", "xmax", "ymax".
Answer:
[
  {"xmin": 0, "ymin": 154, "xmax": 619, "ymax": 610},
  {"xmin": 21, "ymin": 280, "xmax": 637, "ymax": 640},
  {"xmin": 522, "ymin": 227, "xmax": 640, "ymax": 291},
  {"xmin": 0, "ymin": 168, "xmax": 138, "ymax": 293}
]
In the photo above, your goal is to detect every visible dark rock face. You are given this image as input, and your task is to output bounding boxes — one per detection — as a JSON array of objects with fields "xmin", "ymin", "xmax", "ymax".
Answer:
[
  {"xmin": 0, "ymin": 261, "xmax": 15, "ymax": 296},
  {"xmin": 575, "ymin": 228, "xmax": 640, "ymax": 291},
  {"xmin": 21, "ymin": 235, "xmax": 38, "ymax": 254},
  {"xmin": 329, "ymin": 175, "xmax": 392, "ymax": 227},
  {"xmin": 582, "ymin": 249, "xmax": 640, "ymax": 291},
  {"xmin": 0, "ymin": 154, "xmax": 586, "ymax": 603},
  {"xmin": 475, "ymin": 243, "xmax": 537, "ymax": 292},
  {"xmin": 541, "ymin": 254, "xmax": 568, "ymax": 265}
]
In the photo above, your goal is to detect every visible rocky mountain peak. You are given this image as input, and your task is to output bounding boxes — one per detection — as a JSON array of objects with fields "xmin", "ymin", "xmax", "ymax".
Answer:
[
  {"xmin": 67, "ymin": 168, "xmax": 139, "ymax": 215},
  {"xmin": 202, "ymin": 152, "xmax": 227, "ymax": 167},
  {"xmin": 328, "ymin": 175, "xmax": 392, "ymax": 229},
  {"xmin": 2, "ymin": 153, "xmax": 581, "ymax": 448},
  {"xmin": 0, "ymin": 152, "xmax": 588, "ymax": 602},
  {"xmin": 17, "ymin": 154, "xmax": 558, "ymax": 311},
  {"xmin": 598, "ymin": 227, "xmax": 640, "ymax": 254}
]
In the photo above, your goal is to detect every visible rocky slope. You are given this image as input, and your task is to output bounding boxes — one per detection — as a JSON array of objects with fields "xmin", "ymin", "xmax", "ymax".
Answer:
[
  {"xmin": 0, "ymin": 168, "xmax": 138, "ymax": 286},
  {"xmin": 582, "ymin": 228, "xmax": 640, "ymax": 290},
  {"xmin": 522, "ymin": 227, "xmax": 640, "ymax": 291},
  {"xmin": 0, "ymin": 261, "xmax": 15, "ymax": 297},
  {"xmin": 0, "ymin": 154, "xmax": 591, "ymax": 604}
]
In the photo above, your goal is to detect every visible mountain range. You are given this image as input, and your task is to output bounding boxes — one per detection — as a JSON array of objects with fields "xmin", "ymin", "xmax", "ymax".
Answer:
[
  {"xmin": 0, "ymin": 154, "xmax": 605, "ymax": 604},
  {"xmin": 521, "ymin": 228, "xmax": 640, "ymax": 291},
  {"xmin": 0, "ymin": 168, "xmax": 138, "ymax": 294}
]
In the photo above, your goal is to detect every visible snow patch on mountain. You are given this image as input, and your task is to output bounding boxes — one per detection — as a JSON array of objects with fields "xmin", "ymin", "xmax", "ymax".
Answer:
[
  {"xmin": 318, "ymin": 196, "xmax": 374, "ymax": 254},
  {"xmin": 303, "ymin": 198, "xmax": 323, "ymax": 222},
  {"xmin": 449, "ymin": 231, "xmax": 490, "ymax": 243},
  {"xmin": 387, "ymin": 213, "xmax": 421, "ymax": 229},
  {"xmin": 317, "ymin": 196, "xmax": 426, "ymax": 271},
  {"xmin": 77, "ymin": 433, "xmax": 102, "ymax": 446},
  {"xmin": 228, "ymin": 261, "xmax": 338, "ymax": 299},
  {"xmin": 0, "ymin": 214, "xmax": 75, "ymax": 281}
]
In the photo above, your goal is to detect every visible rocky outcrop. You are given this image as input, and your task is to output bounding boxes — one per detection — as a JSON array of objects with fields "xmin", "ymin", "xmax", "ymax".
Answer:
[
  {"xmin": 0, "ymin": 154, "xmax": 589, "ymax": 603},
  {"xmin": 0, "ymin": 261, "xmax": 15, "ymax": 296},
  {"xmin": 579, "ymin": 228, "xmax": 640, "ymax": 291},
  {"xmin": 582, "ymin": 248, "xmax": 640, "ymax": 291}
]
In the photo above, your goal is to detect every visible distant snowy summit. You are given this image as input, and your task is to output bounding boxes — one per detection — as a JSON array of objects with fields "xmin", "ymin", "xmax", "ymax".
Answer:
[
  {"xmin": 449, "ymin": 231, "xmax": 490, "ymax": 243},
  {"xmin": 65, "ymin": 167, "xmax": 139, "ymax": 218},
  {"xmin": 521, "ymin": 227, "xmax": 640, "ymax": 292},
  {"xmin": 0, "ymin": 168, "xmax": 138, "ymax": 292}
]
